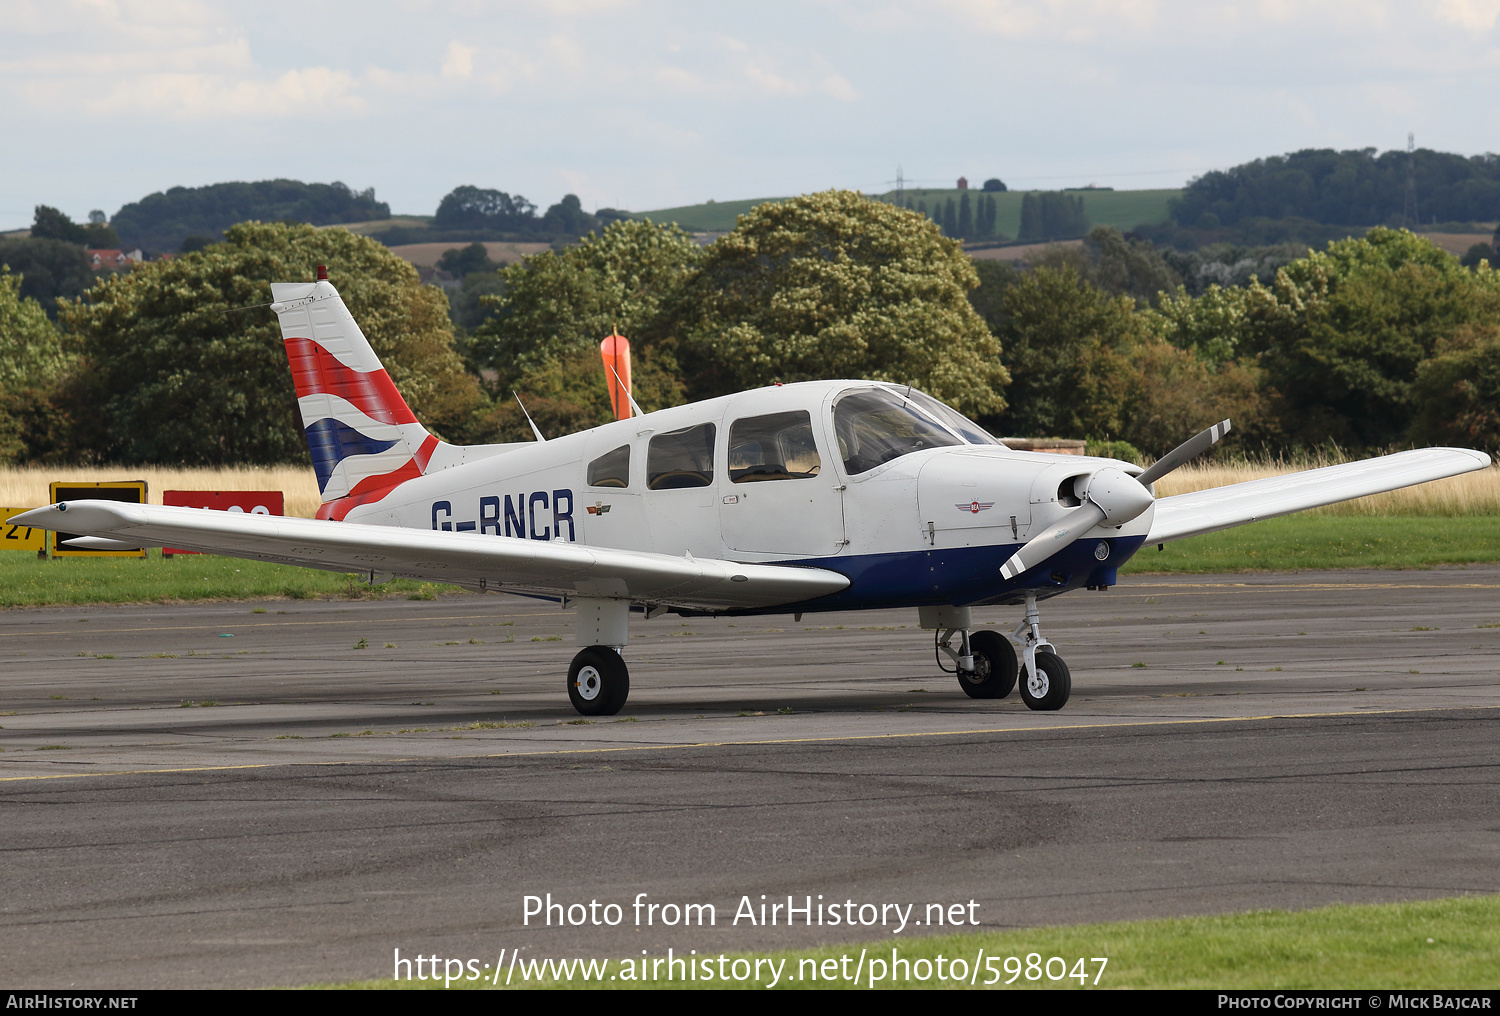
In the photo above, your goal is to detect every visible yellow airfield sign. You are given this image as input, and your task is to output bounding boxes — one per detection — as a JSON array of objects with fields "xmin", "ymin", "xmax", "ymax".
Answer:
[{"xmin": 47, "ymin": 481, "xmax": 149, "ymax": 558}]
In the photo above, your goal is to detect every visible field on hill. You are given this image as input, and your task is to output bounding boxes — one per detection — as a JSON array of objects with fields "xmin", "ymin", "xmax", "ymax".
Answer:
[
  {"xmin": 891, "ymin": 187, "xmax": 1180, "ymax": 239},
  {"xmin": 1417, "ymin": 231, "xmax": 1494, "ymax": 256},
  {"xmin": 631, "ymin": 189, "xmax": 1181, "ymax": 237},
  {"xmin": 386, "ymin": 240, "xmax": 550, "ymax": 269},
  {"xmin": 319, "ymin": 217, "xmax": 431, "ymax": 236},
  {"xmin": 627, "ymin": 196, "xmax": 789, "ymax": 232}
]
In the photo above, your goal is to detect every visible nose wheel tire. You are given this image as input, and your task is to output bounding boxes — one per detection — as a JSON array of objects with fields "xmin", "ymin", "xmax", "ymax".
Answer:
[
  {"xmin": 1019, "ymin": 651, "xmax": 1071, "ymax": 711},
  {"xmin": 568, "ymin": 645, "xmax": 630, "ymax": 716},
  {"xmin": 956, "ymin": 630, "xmax": 1018, "ymax": 699}
]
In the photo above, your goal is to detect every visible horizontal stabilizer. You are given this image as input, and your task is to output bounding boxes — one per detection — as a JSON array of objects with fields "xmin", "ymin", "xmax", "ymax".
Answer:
[
  {"xmin": 10, "ymin": 502, "xmax": 849, "ymax": 611},
  {"xmin": 1147, "ymin": 447, "xmax": 1492, "ymax": 545}
]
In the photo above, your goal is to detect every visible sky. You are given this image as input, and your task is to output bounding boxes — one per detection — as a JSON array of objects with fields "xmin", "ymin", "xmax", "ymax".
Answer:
[{"xmin": 3, "ymin": 0, "xmax": 1500, "ymax": 229}]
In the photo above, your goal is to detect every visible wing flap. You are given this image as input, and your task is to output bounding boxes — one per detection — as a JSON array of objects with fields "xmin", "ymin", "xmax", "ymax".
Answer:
[
  {"xmin": 1146, "ymin": 447, "xmax": 1491, "ymax": 545},
  {"xmin": 10, "ymin": 501, "xmax": 849, "ymax": 610}
]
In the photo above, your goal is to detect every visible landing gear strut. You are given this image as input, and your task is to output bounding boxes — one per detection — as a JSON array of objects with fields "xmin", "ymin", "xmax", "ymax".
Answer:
[
  {"xmin": 1011, "ymin": 592, "xmax": 1070, "ymax": 710},
  {"xmin": 923, "ymin": 596, "xmax": 1072, "ymax": 711}
]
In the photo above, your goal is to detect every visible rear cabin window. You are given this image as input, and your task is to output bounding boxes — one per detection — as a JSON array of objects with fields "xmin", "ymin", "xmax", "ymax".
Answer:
[
  {"xmin": 728, "ymin": 411, "xmax": 821, "ymax": 482},
  {"xmin": 587, "ymin": 445, "xmax": 630, "ymax": 488},
  {"xmin": 833, "ymin": 388, "xmax": 962, "ymax": 474},
  {"xmin": 647, "ymin": 423, "xmax": 716, "ymax": 490}
]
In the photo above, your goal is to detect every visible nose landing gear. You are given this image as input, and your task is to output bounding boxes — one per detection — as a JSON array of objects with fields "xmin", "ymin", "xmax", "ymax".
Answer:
[
  {"xmin": 926, "ymin": 593, "xmax": 1072, "ymax": 711},
  {"xmin": 1011, "ymin": 592, "xmax": 1070, "ymax": 710}
]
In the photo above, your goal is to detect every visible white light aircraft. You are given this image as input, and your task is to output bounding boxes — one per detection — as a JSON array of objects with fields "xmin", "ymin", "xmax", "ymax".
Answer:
[{"xmin": 13, "ymin": 269, "xmax": 1491, "ymax": 715}]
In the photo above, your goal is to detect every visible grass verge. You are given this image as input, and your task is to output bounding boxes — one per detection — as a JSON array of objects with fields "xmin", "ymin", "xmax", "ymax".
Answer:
[
  {"xmin": 317, "ymin": 894, "xmax": 1500, "ymax": 990},
  {"xmin": 1122, "ymin": 515, "xmax": 1500, "ymax": 574},
  {"xmin": 0, "ymin": 549, "xmax": 461, "ymax": 607}
]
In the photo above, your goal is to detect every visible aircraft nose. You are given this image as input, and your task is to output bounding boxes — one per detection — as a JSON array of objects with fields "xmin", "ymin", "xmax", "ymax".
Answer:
[{"xmin": 1077, "ymin": 466, "xmax": 1154, "ymax": 524}]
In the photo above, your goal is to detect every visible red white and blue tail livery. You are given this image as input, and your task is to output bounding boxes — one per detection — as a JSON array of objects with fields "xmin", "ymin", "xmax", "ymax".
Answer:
[{"xmin": 271, "ymin": 270, "xmax": 442, "ymax": 520}]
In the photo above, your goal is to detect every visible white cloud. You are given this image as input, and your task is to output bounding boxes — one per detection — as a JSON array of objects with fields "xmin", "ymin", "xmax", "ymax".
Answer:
[
  {"xmin": 65, "ymin": 66, "xmax": 366, "ymax": 118},
  {"xmin": 1435, "ymin": 0, "xmax": 1500, "ymax": 30},
  {"xmin": 440, "ymin": 42, "xmax": 476, "ymax": 80}
]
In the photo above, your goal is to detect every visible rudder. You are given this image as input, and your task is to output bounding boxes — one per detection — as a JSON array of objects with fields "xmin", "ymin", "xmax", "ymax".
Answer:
[{"xmin": 271, "ymin": 267, "xmax": 439, "ymax": 520}]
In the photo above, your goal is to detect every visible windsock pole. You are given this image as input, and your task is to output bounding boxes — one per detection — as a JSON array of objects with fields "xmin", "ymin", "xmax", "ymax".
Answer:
[{"xmin": 600, "ymin": 331, "xmax": 635, "ymax": 421}]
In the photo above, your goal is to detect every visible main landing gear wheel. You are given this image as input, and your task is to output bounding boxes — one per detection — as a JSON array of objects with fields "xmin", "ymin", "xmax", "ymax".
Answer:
[
  {"xmin": 956, "ymin": 630, "xmax": 1018, "ymax": 700},
  {"xmin": 568, "ymin": 645, "xmax": 630, "ymax": 716},
  {"xmin": 1020, "ymin": 651, "xmax": 1071, "ymax": 711}
]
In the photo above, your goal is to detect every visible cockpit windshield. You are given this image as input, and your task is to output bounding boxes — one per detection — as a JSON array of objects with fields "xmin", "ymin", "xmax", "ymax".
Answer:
[
  {"xmin": 902, "ymin": 388, "xmax": 1002, "ymax": 446},
  {"xmin": 833, "ymin": 388, "xmax": 963, "ymax": 474}
]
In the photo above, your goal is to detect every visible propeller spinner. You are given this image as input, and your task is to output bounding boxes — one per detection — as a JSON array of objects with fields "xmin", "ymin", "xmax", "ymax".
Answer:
[{"xmin": 997, "ymin": 420, "xmax": 1231, "ymax": 582}]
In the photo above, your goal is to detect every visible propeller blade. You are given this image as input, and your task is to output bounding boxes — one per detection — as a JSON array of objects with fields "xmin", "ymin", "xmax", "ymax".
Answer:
[
  {"xmin": 1136, "ymin": 419, "xmax": 1231, "ymax": 487},
  {"xmin": 999, "ymin": 502, "xmax": 1106, "ymax": 580},
  {"xmin": 997, "ymin": 466, "xmax": 1155, "ymax": 581}
]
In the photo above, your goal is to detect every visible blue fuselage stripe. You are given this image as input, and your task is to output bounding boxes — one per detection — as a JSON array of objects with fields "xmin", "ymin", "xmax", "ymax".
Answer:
[{"xmin": 689, "ymin": 535, "xmax": 1147, "ymax": 616}]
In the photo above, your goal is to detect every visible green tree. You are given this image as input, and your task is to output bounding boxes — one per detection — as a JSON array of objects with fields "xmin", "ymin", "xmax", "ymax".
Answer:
[
  {"xmin": 1242, "ymin": 228, "xmax": 1500, "ymax": 448},
  {"xmin": 991, "ymin": 265, "xmax": 1140, "ymax": 438},
  {"xmin": 1148, "ymin": 283, "xmax": 1250, "ymax": 369},
  {"xmin": 958, "ymin": 191, "xmax": 973, "ymax": 239},
  {"xmin": 31, "ymin": 205, "xmax": 120, "ymax": 248},
  {"xmin": 0, "ymin": 238, "xmax": 96, "ymax": 318},
  {"xmin": 1085, "ymin": 227, "xmax": 1182, "ymax": 307},
  {"xmin": 678, "ymin": 191, "xmax": 1008, "ymax": 415},
  {"xmin": 1019, "ymin": 193, "xmax": 1088, "ymax": 241},
  {"xmin": 437, "ymin": 243, "xmax": 497, "ymax": 277},
  {"xmin": 31, "ymin": 206, "xmax": 88, "ymax": 244},
  {"xmin": 470, "ymin": 218, "xmax": 702, "ymax": 395},
  {"xmin": 988, "ymin": 263, "xmax": 1259, "ymax": 453},
  {"xmin": 60, "ymin": 222, "xmax": 483, "ymax": 465},
  {"xmin": 111, "ymin": 180, "xmax": 388, "ymax": 253},
  {"xmin": 0, "ymin": 269, "xmax": 71, "ymax": 463},
  {"xmin": 1410, "ymin": 325, "xmax": 1500, "ymax": 452}
]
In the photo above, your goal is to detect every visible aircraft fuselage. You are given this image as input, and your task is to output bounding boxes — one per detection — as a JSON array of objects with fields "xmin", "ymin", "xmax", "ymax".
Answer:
[{"xmin": 348, "ymin": 380, "xmax": 1152, "ymax": 614}]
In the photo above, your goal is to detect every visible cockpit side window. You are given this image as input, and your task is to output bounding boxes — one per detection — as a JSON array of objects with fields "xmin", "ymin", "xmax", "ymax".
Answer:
[
  {"xmin": 728, "ymin": 411, "xmax": 821, "ymax": 483},
  {"xmin": 833, "ymin": 388, "xmax": 963, "ymax": 474},
  {"xmin": 903, "ymin": 389, "xmax": 1002, "ymax": 445},
  {"xmin": 587, "ymin": 445, "xmax": 630, "ymax": 488},
  {"xmin": 647, "ymin": 423, "xmax": 716, "ymax": 490}
]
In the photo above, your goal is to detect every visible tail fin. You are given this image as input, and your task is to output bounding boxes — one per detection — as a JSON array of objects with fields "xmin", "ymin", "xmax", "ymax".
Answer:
[{"xmin": 271, "ymin": 268, "xmax": 440, "ymax": 520}]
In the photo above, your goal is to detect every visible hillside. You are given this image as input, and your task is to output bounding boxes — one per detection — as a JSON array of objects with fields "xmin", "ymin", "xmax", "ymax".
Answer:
[
  {"xmin": 625, "ymin": 196, "xmax": 789, "ymax": 232},
  {"xmin": 629, "ymin": 188, "xmax": 1179, "ymax": 237}
]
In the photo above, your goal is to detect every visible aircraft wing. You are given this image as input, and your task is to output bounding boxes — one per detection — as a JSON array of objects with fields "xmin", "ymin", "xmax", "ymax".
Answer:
[
  {"xmin": 9, "ymin": 501, "xmax": 849, "ymax": 611},
  {"xmin": 1147, "ymin": 447, "xmax": 1492, "ymax": 545}
]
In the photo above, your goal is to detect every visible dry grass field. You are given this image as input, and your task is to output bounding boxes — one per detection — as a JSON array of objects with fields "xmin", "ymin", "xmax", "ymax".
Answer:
[
  {"xmin": 1155, "ymin": 458, "xmax": 1500, "ymax": 516},
  {"xmin": 3, "ymin": 456, "xmax": 1494, "ymax": 521},
  {"xmin": 386, "ymin": 241, "xmax": 550, "ymax": 269},
  {"xmin": 1416, "ymin": 230, "xmax": 1494, "ymax": 256}
]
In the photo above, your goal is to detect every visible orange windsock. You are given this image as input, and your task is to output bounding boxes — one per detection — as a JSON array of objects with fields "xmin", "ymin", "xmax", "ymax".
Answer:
[{"xmin": 600, "ymin": 332, "xmax": 633, "ymax": 421}]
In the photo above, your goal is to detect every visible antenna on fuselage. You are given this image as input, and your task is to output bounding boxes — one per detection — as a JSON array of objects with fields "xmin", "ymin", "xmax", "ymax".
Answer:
[
  {"xmin": 513, "ymin": 391, "xmax": 546, "ymax": 442},
  {"xmin": 600, "ymin": 331, "xmax": 642, "ymax": 420},
  {"xmin": 609, "ymin": 364, "xmax": 645, "ymax": 418}
]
